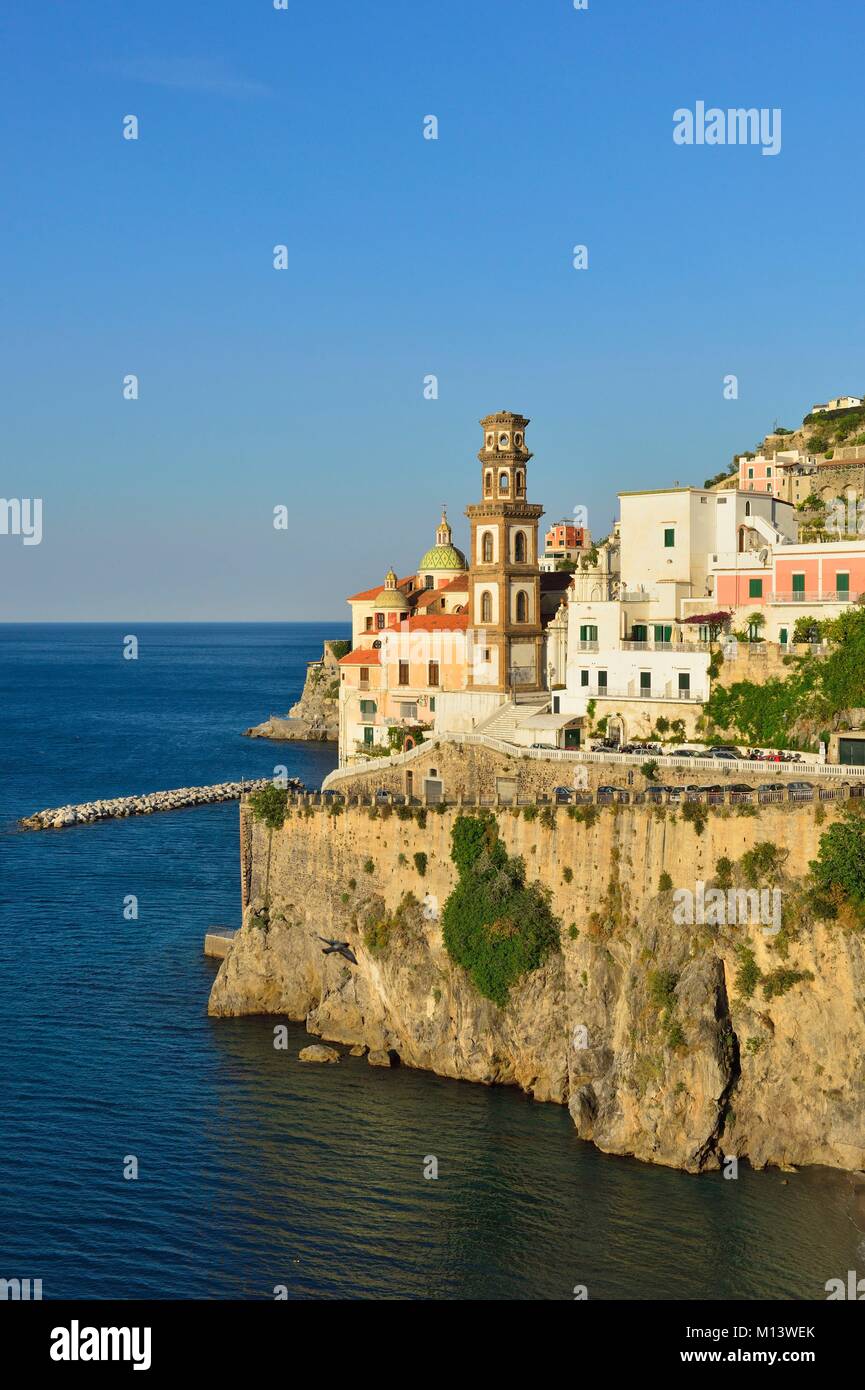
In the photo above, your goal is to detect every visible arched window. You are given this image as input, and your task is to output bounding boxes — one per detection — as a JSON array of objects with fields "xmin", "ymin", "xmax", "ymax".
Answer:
[
  {"xmin": 481, "ymin": 591, "xmax": 493, "ymax": 623},
  {"xmin": 484, "ymin": 470, "xmax": 493, "ymax": 496},
  {"xmin": 482, "ymin": 531, "xmax": 494, "ymax": 562},
  {"xmin": 514, "ymin": 530, "xmax": 527, "ymax": 563},
  {"xmin": 745, "ymin": 500, "xmax": 751, "ymax": 516},
  {"xmin": 515, "ymin": 470, "xmax": 524, "ymax": 495},
  {"xmin": 499, "ymin": 471, "xmax": 509, "ymax": 493},
  {"xmin": 516, "ymin": 590, "xmax": 529, "ymax": 623}
]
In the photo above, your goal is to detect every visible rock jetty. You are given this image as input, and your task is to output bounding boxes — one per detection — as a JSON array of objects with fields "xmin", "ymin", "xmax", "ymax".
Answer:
[{"xmin": 19, "ymin": 777, "xmax": 303, "ymax": 830}]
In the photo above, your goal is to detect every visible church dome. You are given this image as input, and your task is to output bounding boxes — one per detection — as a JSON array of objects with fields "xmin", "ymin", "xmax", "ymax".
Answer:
[
  {"xmin": 418, "ymin": 508, "xmax": 466, "ymax": 572},
  {"xmin": 376, "ymin": 567, "xmax": 409, "ymax": 610},
  {"xmin": 419, "ymin": 542, "xmax": 467, "ymax": 571}
]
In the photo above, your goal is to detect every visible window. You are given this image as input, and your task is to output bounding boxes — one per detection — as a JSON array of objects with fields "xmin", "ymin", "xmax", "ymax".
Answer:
[
  {"xmin": 364, "ymin": 616, "xmax": 373, "ymax": 631},
  {"xmin": 514, "ymin": 530, "xmax": 527, "ymax": 563},
  {"xmin": 484, "ymin": 470, "xmax": 493, "ymax": 496},
  {"xmin": 640, "ymin": 671, "xmax": 651, "ymax": 693},
  {"xmin": 749, "ymin": 578, "xmax": 763, "ymax": 598},
  {"xmin": 664, "ymin": 527, "xmax": 675, "ymax": 548},
  {"xmin": 516, "ymin": 470, "xmax": 525, "ymax": 495},
  {"xmin": 376, "ymin": 612, "xmax": 385, "ymax": 629},
  {"xmin": 654, "ymin": 624, "xmax": 672, "ymax": 642},
  {"xmin": 482, "ymin": 648, "xmax": 491, "ymax": 663},
  {"xmin": 748, "ymin": 468, "xmax": 754, "ymax": 478},
  {"xmin": 792, "ymin": 573, "xmax": 805, "ymax": 595},
  {"xmin": 428, "ymin": 661, "xmax": 440, "ymax": 686},
  {"xmin": 631, "ymin": 624, "xmax": 648, "ymax": 642},
  {"xmin": 580, "ymin": 670, "xmax": 589, "ymax": 687},
  {"xmin": 399, "ymin": 702, "xmax": 417, "ymax": 719},
  {"xmin": 429, "ymin": 696, "xmax": 436, "ymax": 713},
  {"xmin": 499, "ymin": 471, "xmax": 509, "ymax": 492},
  {"xmin": 677, "ymin": 672, "xmax": 690, "ymax": 695},
  {"xmin": 597, "ymin": 670, "xmax": 607, "ymax": 690},
  {"xmin": 515, "ymin": 590, "xmax": 529, "ymax": 623},
  {"xmin": 398, "ymin": 661, "xmax": 409, "ymax": 685},
  {"xmin": 481, "ymin": 591, "xmax": 493, "ymax": 623},
  {"xmin": 482, "ymin": 531, "xmax": 493, "ymax": 562},
  {"xmin": 359, "ymin": 700, "xmax": 376, "ymax": 717},
  {"xmin": 779, "ymin": 628, "xmax": 788, "ymax": 646},
  {"xmin": 552, "ymin": 695, "xmax": 560, "ymax": 713},
  {"xmin": 745, "ymin": 501, "xmax": 751, "ymax": 516},
  {"xmin": 766, "ymin": 468, "xmax": 772, "ymax": 478},
  {"xmin": 837, "ymin": 573, "xmax": 850, "ymax": 597},
  {"xmin": 363, "ymin": 727, "xmax": 374, "ymax": 746},
  {"xmin": 424, "ymin": 574, "xmax": 434, "ymax": 589},
  {"xmin": 359, "ymin": 667, "xmax": 369, "ymax": 684},
  {"xmin": 579, "ymin": 624, "xmax": 598, "ymax": 642}
]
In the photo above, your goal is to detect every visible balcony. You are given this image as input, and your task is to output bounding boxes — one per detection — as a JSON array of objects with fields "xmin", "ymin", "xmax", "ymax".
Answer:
[
  {"xmin": 771, "ymin": 590, "xmax": 859, "ymax": 604},
  {"xmin": 588, "ymin": 683, "xmax": 702, "ymax": 703},
  {"xmin": 620, "ymin": 590, "xmax": 658, "ymax": 603},
  {"xmin": 576, "ymin": 640, "xmax": 599, "ymax": 651}
]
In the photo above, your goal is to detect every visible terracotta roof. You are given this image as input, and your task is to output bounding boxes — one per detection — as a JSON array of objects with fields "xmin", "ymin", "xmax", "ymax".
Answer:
[
  {"xmin": 338, "ymin": 648, "xmax": 381, "ymax": 665},
  {"xmin": 406, "ymin": 613, "xmax": 469, "ymax": 632},
  {"xmin": 347, "ymin": 575, "xmax": 416, "ymax": 603}
]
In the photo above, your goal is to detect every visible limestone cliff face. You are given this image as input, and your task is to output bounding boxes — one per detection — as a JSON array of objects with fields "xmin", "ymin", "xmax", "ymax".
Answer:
[
  {"xmin": 208, "ymin": 802, "xmax": 865, "ymax": 1174},
  {"xmin": 244, "ymin": 642, "xmax": 343, "ymax": 742}
]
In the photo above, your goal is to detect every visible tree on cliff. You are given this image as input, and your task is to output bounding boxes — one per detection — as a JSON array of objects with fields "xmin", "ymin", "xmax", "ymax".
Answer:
[{"xmin": 442, "ymin": 812, "xmax": 561, "ymax": 1007}]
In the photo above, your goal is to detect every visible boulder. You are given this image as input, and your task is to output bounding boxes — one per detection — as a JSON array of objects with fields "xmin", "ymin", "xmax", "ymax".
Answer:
[
  {"xmin": 367, "ymin": 1049, "xmax": 399, "ymax": 1068},
  {"xmin": 299, "ymin": 1044, "xmax": 340, "ymax": 1065}
]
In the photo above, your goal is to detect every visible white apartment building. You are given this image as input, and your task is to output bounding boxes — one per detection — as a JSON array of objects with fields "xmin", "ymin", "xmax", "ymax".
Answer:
[{"xmin": 555, "ymin": 486, "xmax": 798, "ymax": 738}]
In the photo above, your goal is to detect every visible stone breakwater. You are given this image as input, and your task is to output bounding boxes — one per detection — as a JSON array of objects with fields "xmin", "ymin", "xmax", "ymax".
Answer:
[{"xmin": 19, "ymin": 778, "xmax": 303, "ymax": 830}]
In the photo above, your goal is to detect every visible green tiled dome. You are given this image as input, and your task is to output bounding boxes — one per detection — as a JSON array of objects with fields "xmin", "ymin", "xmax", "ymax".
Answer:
[{"xmin": 419, "ymin": 543, "xmax": 466, "ymax": 571}]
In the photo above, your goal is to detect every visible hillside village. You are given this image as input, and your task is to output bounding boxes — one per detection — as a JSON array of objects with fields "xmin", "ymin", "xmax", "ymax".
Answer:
[{"xmin": 324, "ymin": 404, "xmax": 865, "ymax": 787}]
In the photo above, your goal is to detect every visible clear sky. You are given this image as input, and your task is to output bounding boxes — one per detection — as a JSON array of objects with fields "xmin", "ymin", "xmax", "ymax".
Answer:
[{"xmin": 1, "ymin": 0, "xmax": 863, "ymax": 620}]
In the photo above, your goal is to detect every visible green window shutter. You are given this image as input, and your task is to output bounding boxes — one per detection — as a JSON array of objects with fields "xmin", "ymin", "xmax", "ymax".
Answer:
[
  {"xmin": 749, "ymin": 578, "xmax": 763, "ymax": 598},
  {"xmin": 837, "ymin": 573, "xmax": 850, "ymax": 594},
  {"xmin": 664, "ymin": 528, "xmax": 675, "ymax": 547},
  {"xmin": 792, "ymin": 574, "xmax": 805, "ymax": 594},
  {"xmin": 640, "ymin": 671, "xmax": 651, "ymax": 691},
  {"xmin": 654, "ymin": 625, "xmax": 671, "ymax": 642},
  {"xmin": 779, "ymin": 628, "xmax": 788, "ymax": 645},
  {"xmin": 632, "ymin": 624, "xmax": 647, "ymax": 641}
]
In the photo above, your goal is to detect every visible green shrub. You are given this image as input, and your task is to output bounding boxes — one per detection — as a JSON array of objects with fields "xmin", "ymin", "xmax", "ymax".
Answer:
[
  {"xmin": 413, "ymin": 851, "xmax": 428, "ymax": 877},
  {"xmin": 563, "ymin": 866, "xmax": 574, "ymax": 884},
  {"xmin": 715, "ymin": 857, "xmax": 733, "ymax": 889},
  {"xmin": 248, "ymin": 784, "xmax": 288, "ymax": 830},
  {"xmin": 734, "ymin": 945, "xmax": 761, "ymax": 1000},
  {"xmin": 363, "ymin": 857, "xmax": 375, "ymax": 875},
  {"xmin": 442, "ymin": 813, "xmax": 561, "ymax": 1006},
  {"xmin": 810, "ymin": 806, "xmax": 865, "ymax": 917},
  {"xmin": 681, "ymin": 801, "xmax": 707, "ymax": 834},
  {"xmin": 658, "ymin": 871, "xmax": 673, "ymax": 892},
  {"xmin": 762, "ymin": 967, "xmax": 814, "ymax": 1000},
  {"xmin": 740, "ymin": 841, "xmax": 786, "ymax": 881},
  {"xmin": 523, "ymin": 806, "xmax": 538, "ymax": 822},
  {"xmin": 641, "ymin": 760, "xmax": 659, "ymax": 782}
]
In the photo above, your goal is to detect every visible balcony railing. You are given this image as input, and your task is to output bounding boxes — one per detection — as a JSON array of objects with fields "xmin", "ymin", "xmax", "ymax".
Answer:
[
  {"xmin": 586, "ymin": 683, "xmax": 702, "ymax": 703},
  {"xmin": 620, "ymin": 590, "xmax": 658, "ymax": 602},
  {"xmin": 770, "ymin": 590, "xmax": 859, "ymax": 604},
  {"xmin": 576, "ymin": 640, "xmax": 599, "ymax": 651}
]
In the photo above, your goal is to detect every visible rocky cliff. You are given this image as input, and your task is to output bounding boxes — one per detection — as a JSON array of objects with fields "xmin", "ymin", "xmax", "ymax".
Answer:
[
  {"xmin": 244, "ymin": 640, "xmax": 345, "ymax": 742},
  {"xmin": 209, "ymin": 800, "xmax": 865, "ymax": 1174}
]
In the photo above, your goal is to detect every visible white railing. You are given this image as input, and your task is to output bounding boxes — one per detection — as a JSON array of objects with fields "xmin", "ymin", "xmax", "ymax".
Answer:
[
  {"xmin": 620, "ymin": 590, "xmax": 657, "ymax": 603},
  {"xmin": 323, "ymin": 730, "xmax": 865, "ymax": 788},
  {"xmin": 771, "ymin": 590, "xmax": 860, "ymax": 604}
]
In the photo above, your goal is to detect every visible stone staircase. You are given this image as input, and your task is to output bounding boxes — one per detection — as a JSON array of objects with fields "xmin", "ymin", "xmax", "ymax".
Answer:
[{"xmin": 473, "ymin": 697, "xmax": 549, "ymax": 742}]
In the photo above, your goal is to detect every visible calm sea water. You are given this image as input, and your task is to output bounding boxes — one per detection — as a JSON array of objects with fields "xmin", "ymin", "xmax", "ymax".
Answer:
[{"xmin": 0, "ymin": 623, "xmax": 861, "ymax": 1300}]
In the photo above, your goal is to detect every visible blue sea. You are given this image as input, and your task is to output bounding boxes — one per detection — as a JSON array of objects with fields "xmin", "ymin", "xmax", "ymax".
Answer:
[{"xmin": 0, "ymin": 623, "xmax": 861, "ymax": 1300}]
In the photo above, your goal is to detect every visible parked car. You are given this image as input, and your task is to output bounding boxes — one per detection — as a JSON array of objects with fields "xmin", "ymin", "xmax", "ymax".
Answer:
[
  {"xmin": 322, "ymin": 788, "xmax": 343, "ymax": 800},
  {"xmin": 531, "ymin": 742, "xmax": 555, "ymax": 750},
  {"xmin": 554, "ymin": 786, "xmax": 573, "ymax": 803},
  {"xmin": 710, "ymin": 745, "xmax": 743, "ymax": 757},
  {"xmin": 672, "ymin": 748, "xmax": 694, "ymax": 757},
  {"xmin": 728, "ymin": 783, "xmax": 755, "ymax": 793},
  {"xmin": 760, "ymin": 782, "xmax": 787, "ymax": 792},
  {"xmin": 787, "ymin": 781, "xmax": 814, "ymax": 791}
]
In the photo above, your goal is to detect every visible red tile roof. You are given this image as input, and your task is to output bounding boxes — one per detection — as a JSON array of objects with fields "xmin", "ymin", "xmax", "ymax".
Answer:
[
  {"xmin": 407, "ymin": 613, "xmax": 469, "ymax": 632},
  {"xmin": 338, "ymin": 648, "xmax": 381, "ymax": 665},
  {"xmin": 347, "ymin": 575, "xmax": 416, "ymax": 603}
]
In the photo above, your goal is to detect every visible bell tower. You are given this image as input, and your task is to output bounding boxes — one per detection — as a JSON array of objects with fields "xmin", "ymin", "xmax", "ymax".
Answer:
[{"xmin": 466, "ymin": 411, "xmax": 544, "ymax": 693}]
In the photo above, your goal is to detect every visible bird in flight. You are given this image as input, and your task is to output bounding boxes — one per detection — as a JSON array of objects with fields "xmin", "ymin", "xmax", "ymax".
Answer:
[{"xmin": 318, "ymin": 936, "xmax": 358, "ymax": 965}]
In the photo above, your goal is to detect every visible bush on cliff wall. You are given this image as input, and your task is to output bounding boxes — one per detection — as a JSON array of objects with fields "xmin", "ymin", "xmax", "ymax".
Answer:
[
  {"xmin": 442, "ymin": 812, "xmax": 561, "ymax": 1007},
  {"xmin": 248, "ymin": 784, "xmax": 288, "ymax": 830},
  {"xmin": 809, "ymin": 805, "xmax": 865, "ymax": 923}
]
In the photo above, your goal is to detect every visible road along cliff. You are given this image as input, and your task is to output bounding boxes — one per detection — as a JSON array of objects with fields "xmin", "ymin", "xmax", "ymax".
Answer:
[{"xmin": 209, "ymin": 797, "xmax": 865, "ymax": 1174}]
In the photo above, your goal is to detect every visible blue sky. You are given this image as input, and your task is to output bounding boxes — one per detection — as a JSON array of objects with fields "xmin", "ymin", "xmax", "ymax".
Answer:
[{"xmin": 1, "ymin": 0, "xmax": 863, "ymax": 619}]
